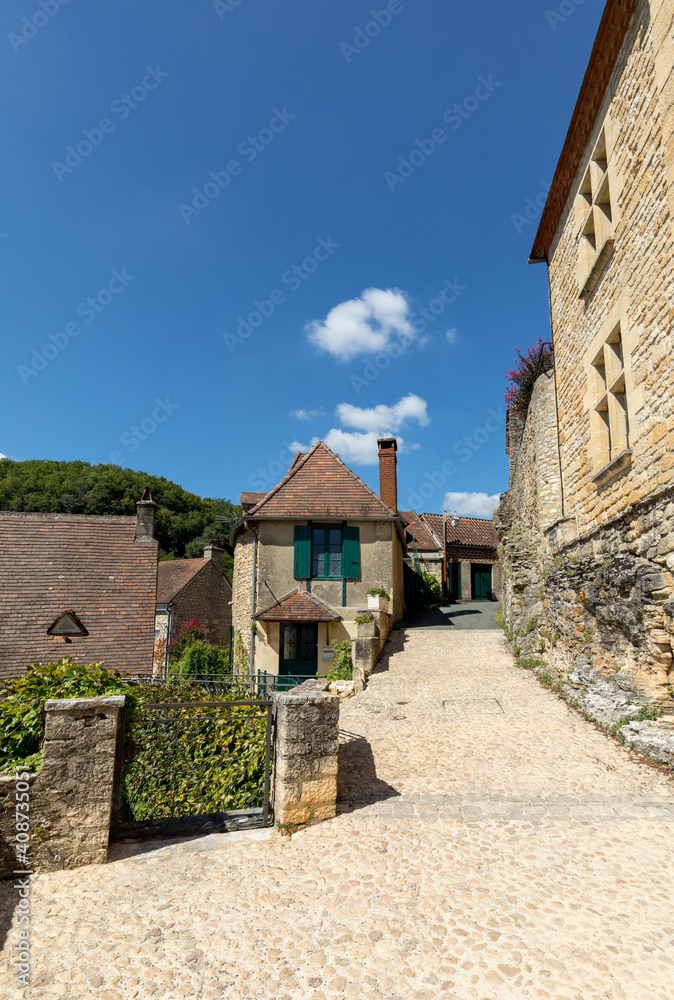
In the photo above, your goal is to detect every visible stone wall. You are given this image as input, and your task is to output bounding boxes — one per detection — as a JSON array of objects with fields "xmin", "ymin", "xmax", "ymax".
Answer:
[
  {"xmin": 0, "ymin": 696, "xmax": 125, "ymax": 879},
  {"xmin": 272, "ymin": 678, "xmax": 340, "ymax": 826},
  {"xmin": 231, "ymin": 527, "xmax": 255, "ymax": 672},
  {"xmin": 170, "ymin": 562, "xmax": 232, "ymax": 648},
  {"xmin": 496, "ymin": 371, "xmax": 561, "ymax": 651},
  {"xmin": 494, "ymin": 0, "xmax": 674, "ymax": 742},
  {"xmin": 547, "ymin": 0, "xmax": 674, "ymax": 535}
]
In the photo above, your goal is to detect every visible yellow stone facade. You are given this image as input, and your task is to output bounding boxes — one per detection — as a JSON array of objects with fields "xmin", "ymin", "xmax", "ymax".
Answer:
[{"xmin": 498, "ymin": 0, "xmax": 674, "ymax": 714}]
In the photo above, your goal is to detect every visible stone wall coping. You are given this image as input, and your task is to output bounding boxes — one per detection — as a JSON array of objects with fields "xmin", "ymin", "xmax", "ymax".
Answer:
[
  {"xmin": 43, "ymin": 695, "xmax": 126, "ymax": 713},
  {"xmin": 273, "ymin": 678, "xmax": 339, "ymax": 705}
]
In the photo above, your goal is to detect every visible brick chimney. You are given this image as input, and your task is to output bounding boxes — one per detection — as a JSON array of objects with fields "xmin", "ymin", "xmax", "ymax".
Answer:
[
  {"xmin": 377, "ymin": 437, "xmax": 398, "ymax": 512},
  {"xmin": 134, "ymin": 487, "xmax": 157, "ymax": 543},
  {"xmin": 203, "ymin": 539, "xmax": 224, "ymax": 571}
]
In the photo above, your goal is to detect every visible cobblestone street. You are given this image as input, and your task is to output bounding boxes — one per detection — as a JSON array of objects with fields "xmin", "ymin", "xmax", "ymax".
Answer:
[{"xmin": 2, "ymin": 629, "xmax": 674, "ymax": 999}]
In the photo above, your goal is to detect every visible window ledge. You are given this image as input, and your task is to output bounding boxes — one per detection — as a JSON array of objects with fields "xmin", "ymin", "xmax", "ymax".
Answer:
[
  {"xmin": 579, "ymin": 236, "xmax": 615, "ymax": 300},
  {"xmin": 591, "ymin": 448, "xmax": 632, "ymax": 487}
]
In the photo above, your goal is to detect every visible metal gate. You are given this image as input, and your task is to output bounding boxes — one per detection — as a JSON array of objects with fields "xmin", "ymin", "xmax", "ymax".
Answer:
[{"xmin": 116, "ymin": 696, "xmax": 273, "ymax": 840}]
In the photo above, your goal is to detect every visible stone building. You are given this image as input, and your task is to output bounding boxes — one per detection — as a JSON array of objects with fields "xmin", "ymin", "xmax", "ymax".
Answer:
[
  {"xmin": 497, "ymin": 0, "xmax": 674, "ymax": 717},
  {"xmin": 402, "ymin": 510, "xmax": 499, "ymax": 601},
  {"xmin": 154, "ymin": 542, "xmax": 232, "ymax": 670},
  {"xmin": 0, "ymin": 495, "xmax": 158, "ymax": 678},
  {"xmin": 230, "ymin": 438, "xmax": 405, "ymax": 680}
]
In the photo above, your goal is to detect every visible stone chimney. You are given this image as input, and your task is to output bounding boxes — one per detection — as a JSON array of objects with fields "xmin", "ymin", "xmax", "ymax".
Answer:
[
  {"xmin": 377, "ymin": 437, "xmax": 398, "ymax": 512},
  {"xmin": 203, "ymin": 539, "xmax": 224, "ymax": 571},
  {"xmin": 134, "ymin": 487, "xmax": 157, "ymax": 543}
]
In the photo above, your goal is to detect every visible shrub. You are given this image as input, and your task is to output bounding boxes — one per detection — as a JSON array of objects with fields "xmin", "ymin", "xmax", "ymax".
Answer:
[
  {"xmin": 366, "ymin": 587, "xmax": 390, "ymax": 600},
  {"xmin": 122, "ymin": 682, "xmax": 265, "ymax": 821},
  {"xmin": 422, "ymin": 573, "xmax": 442, "ymax": 602},
  {"xmin": 505, "ymin": 338, "xmax": 554, "ymax": 416},
  {"xmin": 328, "ymin": 640, "xmax": 353, "ymax": 682},
  {"xmin": 168, "ymin": 640, "xmax": 231, "ymax": 678},
  {"xmin": 168, "ymin": 618, "xmax": 213, "ymax": 662},
  {"xmin": 0, "ymin": 659, "xmax": 135, "ymax": 775},
  {"xmin": 355, "ymin": 614, "xmax": 374, "ymax": 625},
  {"xmin": 494, "ymin": 603, "xmax": 506, "ymax": 630}
]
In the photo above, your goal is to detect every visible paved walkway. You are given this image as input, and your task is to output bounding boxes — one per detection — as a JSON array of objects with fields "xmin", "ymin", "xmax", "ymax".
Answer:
[
  {"xmin": 404, "ymin": 601, "xmax": 499, "ymax": 630},
  {"xmin": 2, "ymin": 630, "xmax": 674, "ymax": 1000}
]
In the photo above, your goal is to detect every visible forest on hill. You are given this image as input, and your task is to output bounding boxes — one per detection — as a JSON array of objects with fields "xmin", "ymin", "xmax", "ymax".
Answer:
[{"xmin": 0, "ymin": 459, "xmax": 242, "ymax": 577}]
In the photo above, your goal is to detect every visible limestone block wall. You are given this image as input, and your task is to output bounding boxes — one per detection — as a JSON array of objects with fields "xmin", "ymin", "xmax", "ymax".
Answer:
[
  {"xmin": 498, "ymin": 373, "xmax": 674, "ymax": 709},
  {"xmin": 496, "ymin": 372, "xmax": 561, "ymax": 645},
  {"xmin": 272, "ymin": 679, "xmax": 340, "ymax": 826},
  {"xmin": 547, "ymin": 0, "xmax": 674, "ymax": 533},
  {"xmin": 0, "ymin": 696, "xmax": 125, "ymax": 879}
]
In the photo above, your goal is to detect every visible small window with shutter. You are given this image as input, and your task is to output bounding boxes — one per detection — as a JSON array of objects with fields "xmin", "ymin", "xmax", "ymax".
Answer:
[{"xmin": 293, "ymin": 523, "xmax": 361, "ymax": 580}]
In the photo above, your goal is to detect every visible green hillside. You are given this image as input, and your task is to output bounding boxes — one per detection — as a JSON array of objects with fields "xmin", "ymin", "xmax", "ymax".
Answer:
[{"xmin": 0, "ymin": 459, "xmax": 242, "ymax": 577}]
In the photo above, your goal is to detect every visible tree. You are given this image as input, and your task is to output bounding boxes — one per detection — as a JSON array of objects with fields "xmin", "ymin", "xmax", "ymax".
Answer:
[{"xmin": 0, "ymin": 459, "xmax": 242, "ymax": 579}]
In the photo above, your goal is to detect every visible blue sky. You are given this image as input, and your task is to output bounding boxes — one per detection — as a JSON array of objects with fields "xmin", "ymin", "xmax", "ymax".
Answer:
[{"xmin": 1, "ymin": 0, "xmax": 603, "ymax": 517}]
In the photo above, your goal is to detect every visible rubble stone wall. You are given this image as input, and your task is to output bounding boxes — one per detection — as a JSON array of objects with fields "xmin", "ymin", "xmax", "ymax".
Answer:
[
  {"xmin": 273, "ymin": 679, "xmax": 340, "ymax": 827},
  {"xmin": 0, "ymin": 696, "xmax": 125, "ymax": 879}
]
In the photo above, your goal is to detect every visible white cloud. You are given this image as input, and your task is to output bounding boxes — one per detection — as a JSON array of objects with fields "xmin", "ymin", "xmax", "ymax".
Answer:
[
  {"xmin": 337, "ymin": 394, "xmax": 429, "ymax": 434},
  {"xmin": 306, "ymin": 287, "xmax": 415, "ymax": 361},
  {"xmin": 291, "ymin": 408, "xmax": 325, "ymax": 421},
  {"xmin": 288, "ymin": 438, "xmax": 318, "ymax": 454},
  {"xmin": 286, "ymin": 394, "xmax": 430, "ymax": 467},
  {"xmin": 323, "ymin": 429, "xmax": 385, "ymax": 466},
  {"xmin": 445, "ymin": 328, "xmax": 458, "ymax": 344},
  {"xmin": 443, "ymin": 491, "xmax": 501, "ymax": 518}
]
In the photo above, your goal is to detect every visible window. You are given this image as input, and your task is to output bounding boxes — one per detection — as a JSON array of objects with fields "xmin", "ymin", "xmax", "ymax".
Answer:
[
  {"xmin": 311, "ymin": 526, "xmax": 343, "ymax": 578},
  {"xmin": 576, "ymin": 129, "xmax": 616, "ymax": 297},
  {"xmin": 590, "ymin": 323, "xmax": 630, "ymax": 473},
  {"xmin": 293, "ymin": 524, "xmax": 361, "ymax": 580}
]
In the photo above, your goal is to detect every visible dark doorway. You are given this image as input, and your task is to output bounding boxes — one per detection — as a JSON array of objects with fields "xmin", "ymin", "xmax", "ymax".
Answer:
[
  {"xmin": 280, "ymin": 622, "xmax": 318, "ymax": 676},
  {"xmin": 471, "ymin": 563, "xmax": 493, "ymax": 601},
  {"xmin": 447, "ymin": 561, "xmax": 462, "ymax": 601}
]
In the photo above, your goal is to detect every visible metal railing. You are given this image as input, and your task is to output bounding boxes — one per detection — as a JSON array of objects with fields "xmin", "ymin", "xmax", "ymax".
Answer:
[{"xmin": 122, "ymin": 671, "xmax": 312, "ymax": 698}]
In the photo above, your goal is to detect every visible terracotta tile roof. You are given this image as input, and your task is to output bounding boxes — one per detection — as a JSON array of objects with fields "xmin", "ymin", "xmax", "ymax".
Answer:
[
  {"xmin": 423, "ymin": 514, "xmax": 498, "ymax": 549},
  {"xmin": 247, "ymin": 442, "xmax": 397, "ymax": 520},
  {"xmin": 0, "ymin": 512, "xmax": 157, "ymax": 678},
  {"xmin": 399, "ymin": 511, "xmax": 440, "ymax": 551},
  {"xmin": 240, "ymin": 492, "xmax": 268, "ymax": 512},
  {"xmin": 156, "ymin": 559, "xmax": 208, "ymax": 603},
  {"xmin": 253, "ymin": 587, "xmax": 341, "ymax": 623}
]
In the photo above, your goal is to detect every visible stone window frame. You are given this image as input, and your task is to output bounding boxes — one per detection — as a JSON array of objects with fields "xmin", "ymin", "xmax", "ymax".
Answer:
[
  {"xmin": 575, "ymin": 125, "xmax": 618, "ymax": 299},
  {"xmin": 584, "ymin": 302, "xmax": 638, "ymax": 487}
]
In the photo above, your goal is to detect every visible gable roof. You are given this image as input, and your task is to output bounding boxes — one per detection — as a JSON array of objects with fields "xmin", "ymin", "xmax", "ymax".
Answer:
[
  {"xmin": 245, "ymin": 442, "xmax": 398, "ymax": 520},
  {"xmin": 399, "ymin": 510, "xmax": 441, "ymax": 551},
  {"xmin": 530, "ymin": 0, "xmax": 639, "ymax": 262},
  {"xmin": 423, "ymin": 513, "xmax": 498, "ymax": 550},
  {"xmin": 0, "ymin": 512, "xmax": 157, "ymax": 678},
  {"xmin": 253, "ymin": 586, "xmax": 342, "ymax": 623},
  {"xmin": 157, "ymin": 558, "xmax": 225, "ymax": 604}
]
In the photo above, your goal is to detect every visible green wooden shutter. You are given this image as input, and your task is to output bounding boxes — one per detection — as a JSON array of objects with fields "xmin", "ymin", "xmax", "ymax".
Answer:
[
  {"xmin": 341, "ymin": 526, "xmax": 360, "ymax": 579},
  {"xmin": 293, "ymin": 525, "xmax": 311, "ymax": 579}
]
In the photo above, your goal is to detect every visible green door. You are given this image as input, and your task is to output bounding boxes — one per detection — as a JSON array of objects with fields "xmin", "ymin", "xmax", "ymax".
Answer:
[
  {"xmin": 471, "ymin": 564, "xmax": 493, "ymax": 601},
  {"xmin": 447, "ymin": 561, "xmax": 461, "ymax": 601},
  {"xmin": 280, "ymin": 623, "xmax": 318, "ymax": 677}
]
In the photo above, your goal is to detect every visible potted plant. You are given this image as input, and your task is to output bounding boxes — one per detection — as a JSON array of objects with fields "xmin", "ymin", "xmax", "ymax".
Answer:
[
  {"xmin": 366, "ymin": 587, "xmax": 390, "ymax": 612},
  {"xmin": 355, "ymin": 613, "xmax": 377, "ymax": 638}
]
